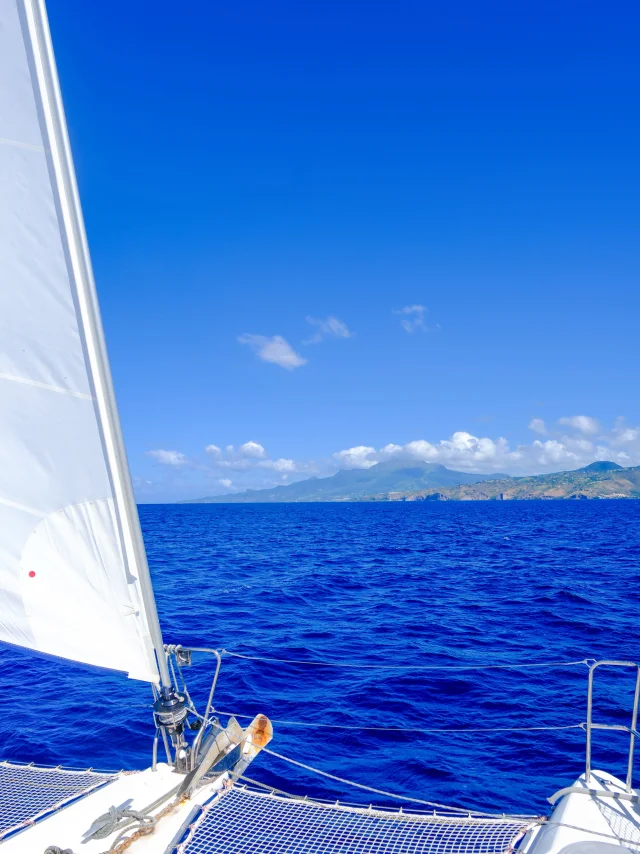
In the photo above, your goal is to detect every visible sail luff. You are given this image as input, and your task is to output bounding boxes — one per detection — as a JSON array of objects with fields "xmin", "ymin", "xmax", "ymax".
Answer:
[
  {"xmin": 20, "ymin": 0, "xmax": 171, "ymax": 688},
  {"xmin": 0, "ymin": 0, "xmax": 168, "ymax": 684}
]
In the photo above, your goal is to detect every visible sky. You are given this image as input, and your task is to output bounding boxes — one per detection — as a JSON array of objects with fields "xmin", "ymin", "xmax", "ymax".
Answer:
[{"xmin": 48, "ymin": 0, "xmax": 640, "ymax": 502}]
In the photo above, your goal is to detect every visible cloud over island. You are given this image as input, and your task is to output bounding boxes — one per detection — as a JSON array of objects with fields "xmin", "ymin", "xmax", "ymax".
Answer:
[{"xmin": 141, "ymin": 415, "xmax": 640, "ymax": 499}]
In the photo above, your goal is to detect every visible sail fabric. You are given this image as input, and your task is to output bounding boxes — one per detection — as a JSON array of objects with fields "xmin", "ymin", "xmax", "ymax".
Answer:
[{"xmin": 0, "ymin": 0, "xmax": 159, "ymax": 682}]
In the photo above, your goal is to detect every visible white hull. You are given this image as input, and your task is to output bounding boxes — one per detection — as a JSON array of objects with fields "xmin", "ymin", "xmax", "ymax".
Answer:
[{"xmin": 529, "ymin": 770, "xmax": 640, "ymax": 854}]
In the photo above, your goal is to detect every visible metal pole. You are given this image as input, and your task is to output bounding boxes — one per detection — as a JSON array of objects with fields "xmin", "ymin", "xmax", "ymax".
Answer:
[
  {"xmin": 586, "ymin": 663, "xmax": 595, "ymax": 783},
  {"xmin": 24, "ymin": 0, "xmax": 171, "ymax": 688},
  {"xmin": 160, "ymin": 726, "xmax": 173, "ymax": 765},
  {"xmin": 185, "ymin": 648, "xmax": 223, "ymax": 759},
  {"xmin": 585, "ymin": 661, "xmax": 638, "ymax": 788},
  {"xmin": 626, "ymin": 667, "xmax": 640, "ymax": 792},
  {"xmin": 152, "ymin": 730, "xmax": 159, "ymax": 772}
]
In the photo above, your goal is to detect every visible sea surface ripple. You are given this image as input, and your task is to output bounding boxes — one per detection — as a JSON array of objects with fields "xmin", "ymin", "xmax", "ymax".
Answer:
[{"xmin": 3, "ymin": 501, "xmax": 640, "ymax": 813}]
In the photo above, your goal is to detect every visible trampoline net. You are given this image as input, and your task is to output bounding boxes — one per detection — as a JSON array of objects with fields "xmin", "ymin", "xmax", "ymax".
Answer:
[
  {"xmin": 0, "ymin": 760, "xmax": 116, "ymax": 841},
  {"xmin": 173, "ymin": 784, "xmax": 540, "ymax": 854}
]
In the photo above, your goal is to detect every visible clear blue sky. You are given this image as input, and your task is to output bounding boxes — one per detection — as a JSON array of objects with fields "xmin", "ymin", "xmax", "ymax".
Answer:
[{"xmin": 49, "ymin": 0, "xmax": 640, "ymax": 501}]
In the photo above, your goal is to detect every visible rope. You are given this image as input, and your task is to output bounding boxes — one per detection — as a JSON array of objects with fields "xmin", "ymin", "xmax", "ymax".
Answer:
[
  {"xmin": 44, "ymin": 786, "xmax": 180, "ymax": 854},
  {"xmin": 85, "ymin": 805, "xmax": 156, "ymax": 841},
  {"xmin": 222, "ymin": 650, "xmax": 595, "ymax": 671},
  {"xmin": 262, "ymin": 747, "xmax": 538, "ymax": 818},
  {"xmin": 107, "ymin": 797, "xmax": 183, "ymax": 853},
  {"xmin": 239, "ymin": 774, "xmax": 307, "ymax": 799},
  {"xmin": 216, "ymin": 710, "xmax": 584, "ymax": 734}
]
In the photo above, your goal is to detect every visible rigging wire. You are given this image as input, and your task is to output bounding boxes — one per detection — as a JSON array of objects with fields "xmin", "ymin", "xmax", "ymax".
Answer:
[
  {"xmin": 238, "ymin": 775, "xmax": 543, "ymax": 828},
  {"xmin": 221, "ymin": 649, "xmax": 595, "ymax": 671},
  {"xmin": 215, "ymin": 710, "xmax": 584, "ymax": 734},
  {"xmin": 261, "ymin": 747, "xmax": 540, "ymax": 819}
]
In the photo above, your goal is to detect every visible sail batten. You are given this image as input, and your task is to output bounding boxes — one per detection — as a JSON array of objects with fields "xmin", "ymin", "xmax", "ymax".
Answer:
[
  {"xmin": 0, "ymin": 373, "xmax": 93, "ymax": 398},
  {"xmin": 0, "ymin": 136, "xmax": 45, "ymax": 151},
  {"xmin": 0, "ymin": 0, "xmax": 163, "ymax": 684}
]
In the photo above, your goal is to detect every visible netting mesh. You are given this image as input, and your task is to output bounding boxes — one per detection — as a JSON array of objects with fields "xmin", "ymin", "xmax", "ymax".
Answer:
[
  {"xmin": 175, "ymin": 786, "xmax": 538, "ymax": 854},
  {"xmin": 595, "ymin": 799, "xmax": 640, "ymax": 851},
  {"xmin": 0, "ymin": 760, "xmax": 116, "ymax": 840}
]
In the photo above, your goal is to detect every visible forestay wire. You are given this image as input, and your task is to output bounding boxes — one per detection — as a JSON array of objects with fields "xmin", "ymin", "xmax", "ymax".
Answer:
[
  {"xmin": 214, "ymin": 711, "xmax": 584, "ymax": 734},
  {"xmin": 221, "ymin": 649, "xmax": 595, "ymax": 671},
  {"xmin": 215, "ymin": 652, "xmax": 591, "ymax": 733}
]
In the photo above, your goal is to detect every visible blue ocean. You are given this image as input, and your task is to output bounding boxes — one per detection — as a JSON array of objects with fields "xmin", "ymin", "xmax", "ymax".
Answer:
[{"xmin": 4, "ymin": 501, "xmax": 640, "ymax": 815}]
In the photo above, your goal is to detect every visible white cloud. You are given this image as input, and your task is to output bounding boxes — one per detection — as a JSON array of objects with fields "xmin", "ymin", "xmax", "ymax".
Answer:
[
  {"xmin": 198, "ymin": 442, "xmax": 304, "ymax": 477},
  {"xmin": 238, "ymin": 334, "xmax": 307, "ymax": 370},
  {"xmin": 258, "ymin": 458, "xmax": 298, "ymax": 472},
  {"xmin": 304, "ymin": 315, "xmax": 353, "ymax": 344},
  {"xmin": 608, "ymin": 421, "xmax": 640, "ymax": 460},
  {"xmin": 531, "ymin": 439, "xmax": 578, "ymax": 466},
  {"xmin": 558, "ymin": 415, "xmax": 600, "ymax": 435},
  {"xmin": 529, "ymin": 418, "xmax": 547, "ymax": 435},
  {"xmin": 147, "ymin": 449, "xmax": 188, "ymax": 467},
  {"xmin": 219, "ymin": 478, "xmax": 233, "ymax": 488},
  {"xmin": 239, "ymin": 441, "xmax": 266, "ymax": 458},
  {"xmin": 403, "ymin": 439, "xmax": 437, "ymax": 460},
  {"xmin": 332, "ymin": 425, "xmax": 631, "ymax": 475},
  {"xmin": 217, "ymin": 458, "xmax": 252, "ymax": 470},
  {"xmin": 394, "ymin": 304, "xmax": 426, "ymax": 333},
  {"xmin": 613, "ymin": 428, "xmax": 640, "ymax": 445},
  {"xmin": 380, "ymin": 443, "xmax": 403, "ymax": 455},
  {"xmin": 333, "ymin": 446, "xmax": 378, "ymax": 469},
  {"xmin": 404, "ymin": 432, "xmax": 519, "ymax": 468}
]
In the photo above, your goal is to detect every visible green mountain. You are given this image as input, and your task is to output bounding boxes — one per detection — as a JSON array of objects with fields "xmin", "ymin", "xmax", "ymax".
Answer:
[
  {"xmin": 181, "ymin": 459, "xmax": 640, "ymax": 504},
  {"xmin": 376, "ymin": 461, "xmax": 640, "ymax": 502},
  {"xmin": 579, "ymin": 461, "xmax": 623, "ymax": 473},
  {"xmin": 183, "ymin": 460, "xmax": 511, "ymax": 504}
]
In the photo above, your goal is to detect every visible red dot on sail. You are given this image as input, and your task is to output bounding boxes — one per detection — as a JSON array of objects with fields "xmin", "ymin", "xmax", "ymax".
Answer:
[{"xmin": 28, "ymin": 571, "xmax": 36, "ymax": 578}]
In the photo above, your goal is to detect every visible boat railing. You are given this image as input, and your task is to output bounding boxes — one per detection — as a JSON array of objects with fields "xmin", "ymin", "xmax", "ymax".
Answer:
[{"xmin": 585, "ymin": 659, "xmax": 640, "ymax": 792}]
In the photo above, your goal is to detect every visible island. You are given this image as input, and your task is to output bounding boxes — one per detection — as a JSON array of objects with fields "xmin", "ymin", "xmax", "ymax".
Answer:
[{"xmin": 181, "ymin": 460, "xmax": 640, "ymax": 504}]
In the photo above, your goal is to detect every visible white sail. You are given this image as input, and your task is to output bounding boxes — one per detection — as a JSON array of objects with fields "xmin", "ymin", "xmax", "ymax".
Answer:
[{"xmin": 0, "ymin": 0, "xmax": 161, "ymax": 683}]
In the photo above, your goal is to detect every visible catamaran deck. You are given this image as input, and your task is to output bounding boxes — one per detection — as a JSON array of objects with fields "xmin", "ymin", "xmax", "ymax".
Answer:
[
  {"xmin": 0, "ymin": 759, "xmax": 541, "ymax": 853},
  {"xmin": 3, "ymin": 758, "xmax": 640, "ymax": 854}
]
